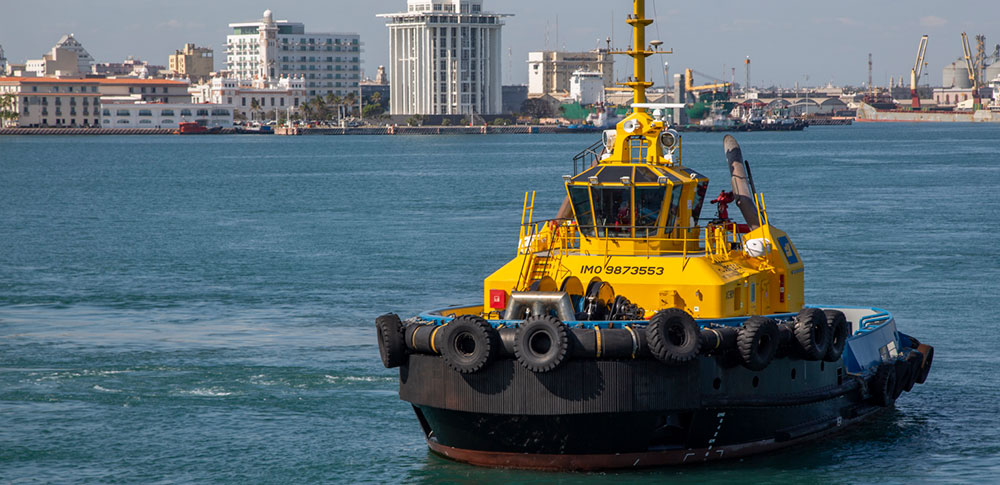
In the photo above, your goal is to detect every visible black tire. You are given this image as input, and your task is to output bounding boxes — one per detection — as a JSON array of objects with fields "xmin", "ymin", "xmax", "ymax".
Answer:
[
  {"xmin": 647, "ymin": 309, "xmax": 702, "ymax": 365},
  {"xmin": 375, "ymin": 313, "xmax": 407, "ymax": 369},
  {"xmin": 440, "ymin": 315, "xmax": 497, "ymax": 374},
  {"xmin": 892, "ymin": 359, "xmax": 910, "ymax": 399},
  {"xmin": 915, "ymin": 344, "xmax": 934, "ymax": 384},
  {"xmin": 794, "ymin": 308, "xmax": 831, "ymax": 361},
  {"xmin": 904, "ymin": 351, "xmax": 923, "ymax": 392},
  {"xmin": 870, "ymin": 363, "xmax": 896, "ymax": 407},
  {"xmin": 514, "ymin": 315, "xmax": 570, "ymax": 372},
  {"xmin": 737, "ymin": 316, "xmax": 779, "ymax": 371},
  {"xmin": 823, "ymin": 310, "xmax": 850, "ymax": 362}
]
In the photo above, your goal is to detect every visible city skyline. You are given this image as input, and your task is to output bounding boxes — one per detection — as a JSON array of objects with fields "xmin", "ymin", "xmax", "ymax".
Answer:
[{"xmin": 1, "ymin": 0, "xmax": 998, "ymax": 88}]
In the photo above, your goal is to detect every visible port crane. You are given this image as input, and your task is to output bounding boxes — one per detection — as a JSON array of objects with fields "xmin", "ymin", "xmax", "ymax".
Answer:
[
  {"xmin": 910, "ymin": 35, "xmax": 928, "ymax": 109},
  {"xmin": 684, "ymin": 68, "xmax": 731, "ymax": 95},
  {"xmin": 961, "ymin": 32, "xmax": 983, "ymax": 110}
]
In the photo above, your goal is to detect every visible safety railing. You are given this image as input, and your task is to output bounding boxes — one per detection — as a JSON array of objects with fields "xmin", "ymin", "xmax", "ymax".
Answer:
[
  {"xmin": 572, "ymin": 138, "xmax": 605, "ymax": 175},
  {"xmin": 517, "ymin": 219, "xmax": 746, "ymax": 259}
]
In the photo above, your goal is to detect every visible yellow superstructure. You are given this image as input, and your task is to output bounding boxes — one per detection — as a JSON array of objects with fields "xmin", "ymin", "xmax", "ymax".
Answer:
[{"xmin": 483, "ymin": 0, "xmax": 804, "ymax": 321}]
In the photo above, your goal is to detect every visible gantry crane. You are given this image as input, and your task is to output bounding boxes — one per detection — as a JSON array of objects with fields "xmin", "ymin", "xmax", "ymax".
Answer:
[
  {"xmin": 961, "ymin": 32, "xmax": 983, "ymax": 110},
  {"xmin": 910, "ymin": 35, "xmax": 928, "ymax": 109}
]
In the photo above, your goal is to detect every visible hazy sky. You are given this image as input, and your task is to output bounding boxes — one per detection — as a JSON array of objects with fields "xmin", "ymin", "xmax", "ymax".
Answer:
[{"xmin": 1, "ymin": 0, "xmax": 997, "ymax": 88}]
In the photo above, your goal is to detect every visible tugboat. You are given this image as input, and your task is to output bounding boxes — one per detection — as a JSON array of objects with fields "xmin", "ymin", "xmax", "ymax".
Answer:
[{"xmin": 375, "ymin": 0, "xmax": 934, "ymax": 470}]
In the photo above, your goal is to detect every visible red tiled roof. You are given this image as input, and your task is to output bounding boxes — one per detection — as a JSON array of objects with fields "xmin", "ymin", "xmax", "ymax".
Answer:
[
  {"xmin": 0, "ymin": 77, "xmax": 189, "ymax": 86},
  {"xmin": 0, "ymin": 77, "xmax": 100, "ymax": 84}
]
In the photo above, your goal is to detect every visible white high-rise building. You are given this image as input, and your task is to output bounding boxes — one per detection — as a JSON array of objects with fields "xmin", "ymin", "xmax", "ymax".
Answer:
[
  {"xmin": 226, "ymin": 9, "xmax": 361, "ymax": 99},
  {"xmin": 378, "ymin": 0, "xmax": 509, "ymax": 115}
]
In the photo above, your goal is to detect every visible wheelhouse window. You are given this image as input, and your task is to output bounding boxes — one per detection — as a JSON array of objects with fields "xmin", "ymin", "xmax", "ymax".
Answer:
[
  {"xmin": 569, "ymin": 185, "xmax": 595, "ymax": 237},
  {"xmin": 664, "ymin": 185, "xmax": 684, "ymax": 231},
  {"xmin": 635, "ymin": 186, "xmax": 667, "ymax": 237},
  {"xmin": 691, "ymin": 181, "xmax": 709, "ymax": 224},
  {"xmin": 591, "ymin": 187, "xmax": 631, "ymax": 237}
]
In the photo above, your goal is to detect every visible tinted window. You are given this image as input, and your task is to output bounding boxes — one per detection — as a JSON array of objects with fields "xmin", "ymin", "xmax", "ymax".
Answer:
[
  {"xmin": 692, "ymin": 181, "xmax": 709, "ymax": 224},
  {"xmin": 664, "ymin": 185, "xmax": 684, "ymax": 231},
  {"xmin": 592, "ymin": 187, "xmax": 631, "ymax": 237},
  {"xmin": 569, "ymin": 186, "xmax": 595, "ymax": 237},
  {"xmin": 635, "ymin": 187, "xmax": 666, "ymax": 237}
]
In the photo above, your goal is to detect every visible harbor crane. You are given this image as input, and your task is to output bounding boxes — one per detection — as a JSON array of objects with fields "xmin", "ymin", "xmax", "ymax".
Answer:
[
  {"xmin": 684, "ymin": 68, "xmax": 731, "ymax": 94},
  {"xmin": 910, "ymin": 35, "xmax": 928, "ymax": 109},
  {"xmin": 961, "ymin": 32, "xmax": 983, "ymax": 110}
]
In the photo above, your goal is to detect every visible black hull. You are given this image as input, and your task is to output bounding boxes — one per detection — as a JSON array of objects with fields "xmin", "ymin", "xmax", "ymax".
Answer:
[{"xmin": 400, "ymin": 353, "xmax": 885, "ymax": 470}]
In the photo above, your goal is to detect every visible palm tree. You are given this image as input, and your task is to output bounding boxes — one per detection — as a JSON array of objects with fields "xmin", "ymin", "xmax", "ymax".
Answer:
[
  {"xmin": 311, "ymin": 95, "xmax": 327, "ymax": 121},
  {"xmin": 249, "ymin": 98, "xmax": 261, "ymax": 122},
  {"xmin": 344, "ymin": 92, "xmax": 358, "ymax": 118},
  {"xmin": 300, "ymin": 103, "xmax": 314, "ymax": 122},
  {"xmin": 326, "ymin": 93, "xmax": 343, "ymax": 119},
  {"xmin": 0, "ymin": 93, "xmax": 18, "ymax": 128}
]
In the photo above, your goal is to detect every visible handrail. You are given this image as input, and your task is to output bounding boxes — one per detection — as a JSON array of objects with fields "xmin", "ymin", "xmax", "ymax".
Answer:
[
  {"xmin": 572, "ymin": 138, "xmax": 605, "ymax": 175},
  {"xmin": 517, "ymin": 219, "xmax": 745, "ymax": 258}
]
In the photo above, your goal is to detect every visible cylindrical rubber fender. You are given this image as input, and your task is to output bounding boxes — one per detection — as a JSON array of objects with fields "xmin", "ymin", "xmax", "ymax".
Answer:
[
  {"xmin": 404, "ymin": 322, "xmax": 447, "ymax": 355},
  {"xmin": 904, "ymin": 351, "xmax": 923, "ymax": 393},
  {"xmin": 870, "ymin": 363, "xmax": 896, "ymax": 407},
  {"xmin": 699, "ymin": 326, "xmax": 739, "ymax": 355},
  {"xmin": 570, "ymin": 326, "xmax": 646, "ymax": 359},
  {"xmin": 892, "ymin": 359, "xmax": 910, "ymax": 399},
  {"xmin": 647, "ymin": 308, "xmax": 702, "ymax": 365},
  {"xmin": 737, "ymin": 316, "xmax": 779, "ymax": 371},
  {"xmin": 440, "ymin": 315, "xmax": 497, "ymax": 374},
  {"xmin": 497, "ymin": 326, "xmax": 517, "ymax": 357},
  {"xmin": 823, "ymin": 310, "xmax": 850, "ymax": 362},
  {"xmin": 375, "ymin": 313, "xmax": 406, "ymax": 368},
  {"xmin": 915, "ymin": 343, "xmax": 934, "ymax": 384},
  {"xmin": 794, "ymin": 308, "xmax": 831, "ymax": 361},
  {"xmin": 514, "ymin": 315, "xmax": 570, "ymax": 372}
]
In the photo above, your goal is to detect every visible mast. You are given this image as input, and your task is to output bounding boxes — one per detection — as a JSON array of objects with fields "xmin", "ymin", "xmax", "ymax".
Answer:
[{"xmin": 610, "ymin": 1, "xmax": 668, "ymax": 111}]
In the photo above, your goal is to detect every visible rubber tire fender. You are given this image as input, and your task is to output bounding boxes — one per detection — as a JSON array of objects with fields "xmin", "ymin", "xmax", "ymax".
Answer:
[
  {"xmin": 440, "ymin": 315, "xmax": 497, "ymax": 374},
  {"xmin": 647, "ymin": 308, "xmax": 702, "ymax": 365},
  {"xmin": 794, "ymin": 308, "xmax": 831, "ymax": 361},
  {"xmin": 904, "ymin": 351, "xmax": 923, "ymax": 393},
  {"xmin": 737, "ymin": 316, "xmax": 780, "ymax": 371},
  {"xmin": 870, "ymin": 363, "xmax": 896, "ymax": 407},
  {"xmin": 375, "ymin": 313, "xmax": 407, "ymax": 369},
  {"xmin": 514, "ymin": 315, "xmax": 570, "ymax": 373},
  {"xmin": 892, "ymin": 359, "xmax": 910, "ymax": 399},
  {"xmin": 823, "ymin": 309, "xmax": 850, "ymax": 362},
  {"xmin": 915, "ymin": 343, "xmax": 934, "ymax": 384}
]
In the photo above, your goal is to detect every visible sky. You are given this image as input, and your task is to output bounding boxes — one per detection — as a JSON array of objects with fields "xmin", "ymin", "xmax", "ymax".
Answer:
[{"xmin": 1, "ymin": 0, "xmax": 998, "ymax": 88}]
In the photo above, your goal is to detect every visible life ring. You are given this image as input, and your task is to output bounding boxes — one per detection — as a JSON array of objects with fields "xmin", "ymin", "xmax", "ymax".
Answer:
[
  {"xmin": 823, "ymin": 309, "xmax": 850, "ymax": 362},
  {"xmin": 737, "ymin": 316, "xmax": 779, "ymax": 371},
  {"xmin": 514, "ymin": 315, "xmax": 570, "ymax": 372},
  {"xmin": 440, "ymin": 315, "xmax": 497, "ymax": 374},
  {"xmin": 915, "ymin": 343, "xmax": 934, "ymax": 384},
  {"xmin": 375, "ymin": 313, "xmax": 407, "ymax": 368},
  {"xmin": 870, "ymin": 363, "xmax": 896, "ymax": 407},
  {"xmin": 647, "ymin": 309, "xmax": 702, "ymax": 365},
  {"xmin": 794, "ymin": 308, "xmax": 831, "ymax": 361},
  {"xmin": 904, "ymin": 351, "xmax": 923, "ymax": 392}
]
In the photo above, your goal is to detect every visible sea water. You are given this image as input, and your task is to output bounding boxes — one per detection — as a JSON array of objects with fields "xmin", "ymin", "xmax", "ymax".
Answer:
[{"xmin": 1, "ymin": 125, "xmax": 999, "ymax": 483}]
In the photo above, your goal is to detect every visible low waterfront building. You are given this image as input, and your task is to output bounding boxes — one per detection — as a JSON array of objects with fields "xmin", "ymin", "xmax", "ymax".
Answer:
[
  {"xmin": 100, "ymin": 100, "xmax": 234, "ymax": 129},
  {"xmin": 190, "ymin": 76, "xmax": 306, "ymax": 119},
  {"xmin": 168, "ymin": 44, "xmax": 214, "ymax": 81},
  {"xmin": 378, "ymin": 0, "xmax": 509, "ymax": 115},
  {"xmin": 527, "ymin": 49, "xmax": 614, "ymax": 97},
  {"xmin": 226, "ymin": 9, "xmax": 361, "ymax": 99},
  {"xmin": 0, "ymin": 77, "xmax": 102, "ymax": 127},
  {"xmin": 97, "ymin": 78, "xmax": 192, "ymax": 104}
]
